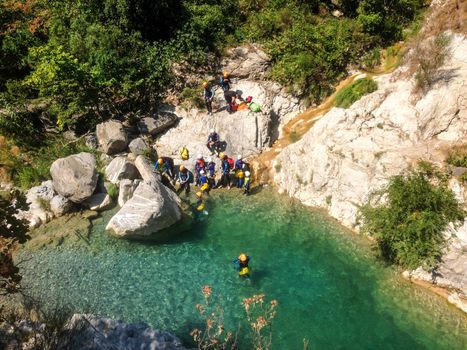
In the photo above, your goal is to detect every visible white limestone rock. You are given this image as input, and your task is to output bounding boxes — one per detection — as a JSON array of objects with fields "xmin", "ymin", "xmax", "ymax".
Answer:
[
  {"xmin": 118, "ymin": 179, "xmax": 141, "ymax": 207},
  {"xmin": 106, "ymin": 180, "xmax": 181, "ymax": 239},
  {"xmin": 105, "ymin": 156, "xmax": 140, "ymax": 185},
  {"xmin": 83, "ymin": 193, "xmax": 113, "ymax": 211}
]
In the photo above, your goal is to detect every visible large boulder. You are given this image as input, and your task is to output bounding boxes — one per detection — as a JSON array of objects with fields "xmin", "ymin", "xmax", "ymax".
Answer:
[
  {"xmin": 118, "ymin": 179, "xmax": 141, "ymax": 207},
  {"xmin": 50, "ymin": 153, "xmax": 98, "ymax": 203},
  {"xmin": 138, "ymin": 112, "xmax": 178, "ymax": 135},
  {"xmin": 106, "ymin": 180, "xmax": 181, "ymax": 238},
  {"xmin": 128, "ymin": 137, "xmax": 149, "ymax": 155},
  {"xmin": 96, "ymin": 120, "xmax": 128, "ymax": 155},
  {"xmin": 105, "ymin": 156, "xmax": 140, "ymax": 185},
  {"xmin": 67, "ymin": 314, "xmax": 189, "ymax": 350}
]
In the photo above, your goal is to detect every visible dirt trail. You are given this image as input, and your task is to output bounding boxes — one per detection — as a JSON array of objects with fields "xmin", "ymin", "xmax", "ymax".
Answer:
[
  {"xmin": 251, "ymin": 45, "xmax": 405, "ymax": 184},
  {"xmin": 251, "ymin": 74, "xmax": 359, "ymax": 184}
]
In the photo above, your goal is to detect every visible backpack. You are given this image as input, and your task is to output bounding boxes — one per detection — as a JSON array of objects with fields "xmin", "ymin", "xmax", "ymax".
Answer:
[
  {"xmin": 180, "ymin": 146, "xmax": 189, "ymax": 160},
  {"xmin": 227, "ymin": 157, "xmax": 235, "ymax": 169},
  {"xmin": 249, "ymin": 102, "xmax": 261, "ymax": 112}
]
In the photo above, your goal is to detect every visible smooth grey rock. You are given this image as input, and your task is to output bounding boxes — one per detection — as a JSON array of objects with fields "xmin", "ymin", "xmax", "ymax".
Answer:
[
  {"xmin": 105, "ymin": 156, "xmax": 140, "ymax": 185},
  {"xmin": 451, "ymin": 166, "xmax": 467, "ymax": 177},
  {"xmin": 134, "ymin": 155, "xmax": 160, "ymax": 184},
  {"xmin": 83, "ymin": 193, "xmax": 113, "ymax": 211},
  {"xmin": 96, "ymin": 120, "xmax": 128, "ymax": 155},
  {"xmin": 128, "ymin": 137, "xmax": 149, "ymax": 155},
  {"xmin": 118, "ymin": 179, "xmax": 140, "ymax": 207},
  {"xmin": 67, "ymin": 314, "xmax": 189, "ymax": 350},
  {"xmin": 138, "ymin": 113, "xmax": 178, "ymax": 135},
  {"xmin": 106, "ymin": 180, "xmax": 181, "ymax": 238},
  {"xmin": 50, "ymin": 195, "xmax": 73, "ymax": 217},
  {"xmin": 84, "ymin": 133, "xmax": 98, "ymax": 149},
  {"xmin": 50, "ymin": 152, "xmax": 98, "ymax": 203}
]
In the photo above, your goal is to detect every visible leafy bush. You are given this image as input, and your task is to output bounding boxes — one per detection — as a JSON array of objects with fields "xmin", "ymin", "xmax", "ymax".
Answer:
[
  {"xmin": 361, "ymin": 167, "xmax": 465, "ymax": 269},
  {"xmin": 446, "ymin": 145, "xmax": 467, "ymax": 167},
  {"xmin": 413, "ymin": 33, "xmax": 452, "ymax": 93},
  {"xmin": 334, "ymin": 78, "xmax": 378, "ymax": 108},
  {"xmin": 180, "ymin": 87, "xmax": 205, "ymax": 110},
  {"xmin": 10, "ymin": 137, "xmax": 92, "ymax": 189}
]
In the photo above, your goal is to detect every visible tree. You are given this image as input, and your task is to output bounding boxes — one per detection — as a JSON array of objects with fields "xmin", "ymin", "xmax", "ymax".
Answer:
[
  {"xmin": 361, "ymin": 167, "xmax": 466, "ymax": 269},
  {"xmin": 0, "ymin": 190, "xmax": 30, "ymax": 295}
]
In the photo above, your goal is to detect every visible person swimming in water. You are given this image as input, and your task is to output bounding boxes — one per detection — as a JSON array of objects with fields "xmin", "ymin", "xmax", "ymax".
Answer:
[{"xmin": 234, "ymin": 253, "xmax": 250, "ymax": 277}]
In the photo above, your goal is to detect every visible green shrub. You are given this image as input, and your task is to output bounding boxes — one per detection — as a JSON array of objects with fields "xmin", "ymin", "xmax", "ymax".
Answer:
[
  {"xmin": 414, "ymin": 33, "xmax": 452, "ymax": 93},
  {"xmin": 361, "ymin": 48, "xmax": 382, "ymax": 70},
  {"xmin": 11, "ymin": 137, "xmax": 91, "ymax": 190},
  {"xmin": 179, "ymin": 87, "xmax": 205, "ymax": 110},
  {"xmin": 334, "ymin": 78, "xmax": 378, "ymax": 108},
  {"xmin": 361, "ymin": 168, "xmax": 465, "ymax": 269},
  {"xmin": 106, "ymin": 183, "xmax": 119, "ymax": 200},
  {"xmin": 446, "ymin": 146, "xmax": 467, "ymax": 167}
]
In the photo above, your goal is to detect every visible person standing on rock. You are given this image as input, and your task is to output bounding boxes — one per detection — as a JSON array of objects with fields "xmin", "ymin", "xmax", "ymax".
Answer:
[
  {"xmin": 203, "ymin": 81, "xmax": 214, "ymax": 115},
  {"xmin": 243, "ymin": 171, "xmax": 251, "ymax": 195},
  {"xmin": 220, "ymin": 71, "xmax": 231, "ymax": 91},
  {"xmin": 217, "ymin": 152, "xmax": 231, "ymax": 189},
  {"xmin": 177, "ymin": 165, "xmax": 192, "ymax": 195},
  {"xmin": 206, "ymin": 157, "xmax": 216, "ymax": 189},
  {"xmin": 154, "ymin": 157, "xmax": 175, "ymax": 181},
  {"xmin": 194, "ymin": 154, "xmax": 206, "ymax": 186}
]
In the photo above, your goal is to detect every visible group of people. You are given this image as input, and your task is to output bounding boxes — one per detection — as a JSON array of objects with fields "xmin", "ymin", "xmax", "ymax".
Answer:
[
  {"xmin": 154, "ymin": 71, "xmax": 257, "ymax": 278},
  {"xmin": 203, "ymin": 71, "xmax": 261, "ymax": 115}
]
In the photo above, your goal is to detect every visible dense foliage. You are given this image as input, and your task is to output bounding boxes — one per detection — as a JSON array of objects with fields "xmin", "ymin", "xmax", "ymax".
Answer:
[
  {"xmin": 334, "ymin": 77, "xmax": 377, "ymax": 108},
  {"xmin": 0, "ymin": 190, "xmax": 30, "ymax": 295},
  {"xmin": 361, "ymin": 167, "xmax": 465, "ymax": 269},
  {"xmin": 0, "ymin": 0, "xmax": 425, "ymax": 140}
]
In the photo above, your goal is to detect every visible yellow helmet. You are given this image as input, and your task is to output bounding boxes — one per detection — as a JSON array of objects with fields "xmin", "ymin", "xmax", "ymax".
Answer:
[
  {"xmin": 219, "ymin": 152, "xmax": 225, "ymax": 159},
  {"xmin": 202, "ymin": 81, "xmax": 209, "ymax": 88},
  {"xmin": 239, "ymin": 253, "xmax": 247, "ymax": 262},
  {"xmin": 196, "ymin": 191, "xmax": 202, "ymax": 197},
  {"xmin": 158, "ymin": 158, "xmax": 163, "ymax": 165},
  {"xmin": 223, "ymin": 71, "xmax": 229, "ymax": 78},
  {"xmin": 180, "ymin": 165, "xmax": 186, "ymax": 171}
]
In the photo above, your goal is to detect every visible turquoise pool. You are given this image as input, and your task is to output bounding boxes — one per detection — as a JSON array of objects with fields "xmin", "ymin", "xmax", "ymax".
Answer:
[{"xmin": 18, "ymin": 189, "xmax": 467, "ymax": 349}]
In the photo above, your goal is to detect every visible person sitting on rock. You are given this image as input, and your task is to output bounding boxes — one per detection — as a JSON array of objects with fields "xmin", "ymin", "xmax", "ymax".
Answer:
[
  {"xmin": 177, "ymin": 165, "xmax": 192, "ymax": 195},
  {"xmin": 194, "ymin": 154, "xmax": 206, "ymax": 186},
  {"xmin": 203, "ymin": 81, "xmax": 214, "ymax": 116},
  {"xmin": 206, "ymin": 129, "xmax": 221, "ymax": 155},
  {"xmin": 154, "ymin": 157, "xmax": 175, "ymax": 183},
  {"xmin": 220, "ymin": 71, "xmax": 231, "ymax": 91}
]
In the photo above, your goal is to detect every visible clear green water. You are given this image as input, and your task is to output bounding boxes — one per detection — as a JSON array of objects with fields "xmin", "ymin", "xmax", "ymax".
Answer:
[{"xmin": 18, "ymin": 189, "xmax": 467, "ymax": 349}]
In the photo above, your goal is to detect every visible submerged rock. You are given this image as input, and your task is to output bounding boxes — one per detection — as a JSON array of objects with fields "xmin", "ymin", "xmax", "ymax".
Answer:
[
  {"xmin": 105, "ymin": 156, "xmax": 140, "ymax": 185},
  {"xmin": 67, "ymin": 314, "xmax": 189, "ymax": 350},
  {"xmin": 50, "ymin": 152, "xmax": 98, "ymax": 203},
  {"xmin": 106, "ymin": 180, "xmax": 181, "ymax": 239},
  {"xmin": 96, "ymin": 120, "xmax": 128, "ymax": 155}
]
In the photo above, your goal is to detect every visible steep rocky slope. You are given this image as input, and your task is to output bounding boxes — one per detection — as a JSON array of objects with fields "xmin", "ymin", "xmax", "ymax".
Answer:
[{"xmin": 273, "ymin": 33, "xmax": 467, "ymax": 310}]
